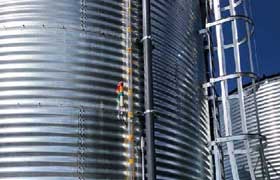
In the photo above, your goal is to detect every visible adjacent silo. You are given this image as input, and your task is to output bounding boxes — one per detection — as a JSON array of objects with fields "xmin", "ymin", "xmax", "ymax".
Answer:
[
  {"xmin": 0, "ymin": 1, "xmax": 143, "ymax": 179},
  {"xmin": 254, "ymin": 75, "xmax": 280, "ymax": 179},
  {"xmin": 222, "ymin": 74, "xmax": 280, "ymax": 180},
  {"xmin": 150, "ymin": 0, "xmax": 211, "ymax": 179},
  {"xmin": 0, "ymin": 0, "xmax": 211, "ymax": 179}
]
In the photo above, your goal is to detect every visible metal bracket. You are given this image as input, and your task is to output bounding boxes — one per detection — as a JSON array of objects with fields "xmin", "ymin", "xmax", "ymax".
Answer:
[
  {"xmin": 220, "ymin": 0, "xmax": 243, "ymax": 12},
  {"xmin": 209, "ymin": 134, "xmax": 262, "ymax": 147},
  {"xmin": 206, "ymin": 15, "xmax": 254, "ymax": 29},
  {"xmin": 199, "ymin": 28, "xmax": 208, "ymax": 35},
  {"xmin": 144, "ymin": 109, "xmax": 156, "ymax": 114},
  {"xmin": 224, "ymin": 149, "xmax": 249, "ymax": 156},
  {"xmin": 141, "ymin": 35, "xmax": 152, "ymax": 42},
  {"xmin": 203, "ymin": 72, "xmax": 257, "ymax": 88},
  {"xmin": 207, "ymin": 93, "xmax": 251, "ymax": 101},
  {"xmin": 204, "ymin": 15, "xmax": 254, "ymax": 50}
]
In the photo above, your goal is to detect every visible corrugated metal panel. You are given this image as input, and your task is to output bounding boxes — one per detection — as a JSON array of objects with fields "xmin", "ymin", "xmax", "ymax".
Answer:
[
  {"xmin": 257, "ymin": 76, "xmax": 280, "ymax": 179},
  {"xmin": 150, "ymin": 0, "xmax": 211, "ymax": 179},
  {"xmin": 0, "ymin": 0, "xmax": 212, "ymax": 179},
  {"xmin": 0, "ymin": 0, "xmax": 143, "ymax": 179},
  {"xmin": 222, "ymin": 75, "xmax": 280, "ymax": 180}
]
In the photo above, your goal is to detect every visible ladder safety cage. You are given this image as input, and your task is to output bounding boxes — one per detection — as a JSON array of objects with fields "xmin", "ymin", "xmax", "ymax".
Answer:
[{"xmin": 200, "ymin": 0, "xmax": 270, "ymax": 180}]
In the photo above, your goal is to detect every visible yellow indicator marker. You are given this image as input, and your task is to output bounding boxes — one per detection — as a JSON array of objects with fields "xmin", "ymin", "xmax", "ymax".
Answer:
[
  {"xmin": 127, "ymin": 68, "xmax": 133, "ymax": 75},
  {"xmin": 128, "ymin": 112, "xmax": 133, "ymax": 119},
  {"xmin": 127, "ymin": 135, "xmax": 134, "ymax": 142},
  {"xmin": 128, "ymin": 89, "xmax": 133, "ymax": 96},
  {"xmin": 128, "ymin": 158, "xmax": 134, "ymax": 165},
  {"xmin": 127, "ymin": 26, "xmax": 132, "ymax": 33},
  {"xmin": 127, "ymin": 48, "xmax": 132, "ymax": 53}
]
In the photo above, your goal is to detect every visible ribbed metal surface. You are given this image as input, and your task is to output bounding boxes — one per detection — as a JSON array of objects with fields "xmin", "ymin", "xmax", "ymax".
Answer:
[
  {"xmin": 0, "ymin": 0, "xmax": 143, "ymax": 179},
  {"xmin": 150, "ymin": 0, "xmax": 212, "ymax": 179},
  {"xmin": 0, "ymin": 1, "xmax": 212, "ymax": 179},
  {"xmin": 222, "ymin": 75, "xmax": 280, "ymax": 180},
  {"xmin": 256, "ymin": 76, "xmax": 280, "ymax": 179}
]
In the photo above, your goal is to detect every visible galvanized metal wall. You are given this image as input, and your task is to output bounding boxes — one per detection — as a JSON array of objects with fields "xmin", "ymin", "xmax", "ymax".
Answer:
[
  {"xmin": 0, "ymin": 0, "xmax": 211, "ymax": 179},
  {"xmin": 150, "ymin": 0, "xmax": 212, "ymax": 179},
  {"xmin": 222, "ymin": 75, "xmax": 280, "ymax": 180},
  {"xmin": 0, "ymin": 0, "xmax": 143, "ymax": 179},
  {"xmin": 256, "ymin": 76, "xmax": 280, "ymax": 179}
]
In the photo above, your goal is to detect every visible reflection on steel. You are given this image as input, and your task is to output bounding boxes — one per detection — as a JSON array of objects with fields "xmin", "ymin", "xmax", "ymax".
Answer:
[
  {"xmin": 0, "ymin": 1, "xmax": 143, "ymax": 179},
  {"xmin": 150, "ymin": 0, "xmax": 211, "ymax": 179},
  {"xmin": 0, "ymin": 0, "xmax": 212, "ymax": 179},
  {"xmin": 255, "ymin": 76, "xmax": 280, "ymax": 180},
  {"xmin": 224, "ymin": 75, "xmax": 280, "ymax": 180}
]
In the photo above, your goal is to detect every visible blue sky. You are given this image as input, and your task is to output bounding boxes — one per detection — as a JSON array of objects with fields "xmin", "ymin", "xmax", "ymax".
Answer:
[{"xmin": 252, "ymin": 1, "xmax": 280, "ymax": 76}]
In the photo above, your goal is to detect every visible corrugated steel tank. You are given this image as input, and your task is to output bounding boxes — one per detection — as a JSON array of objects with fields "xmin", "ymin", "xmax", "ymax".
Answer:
[
  {"xmin": 0, "ymin": 1, "xmax": 143, "ymax": 179},
  {"xmin": 151, "ymin": 0, "xmax": 211, "ymax": 179},
  {"xmin": 256, "ymin": 75, "xmax": 280, "ymax": 179},
  {"xmin": 222, "ymin": 75, "xmax": 280, "ymax": 180},
  {"xmin": 0, "ymin": 0, "xmax": 211, "ymax": 179}
]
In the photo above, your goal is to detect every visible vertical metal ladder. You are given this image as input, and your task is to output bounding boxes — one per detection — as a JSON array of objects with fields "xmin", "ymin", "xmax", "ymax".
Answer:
[{"xmin": 200, "ymin": 0, "xmax": 270, "ymax": 179}]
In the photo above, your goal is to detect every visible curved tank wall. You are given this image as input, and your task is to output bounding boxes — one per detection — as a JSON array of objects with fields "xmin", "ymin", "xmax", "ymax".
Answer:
[
  {"xmin": 0, "ymin": 1, "xmax": 143, "ymax": 179},
  {"xmin": 256, "ymin": 75, "xmax": 280, "ymax": 179},
  {"xmin": 0, "ymin": 0, "xmax": 211, "ymax": 180},
  {"xmin": 222, "ymin": 75, "xmax": 280, "ymax": 180},
  {"xmin": 150, "ymin": 0, "xmax": 212, "ymax": 179}
]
